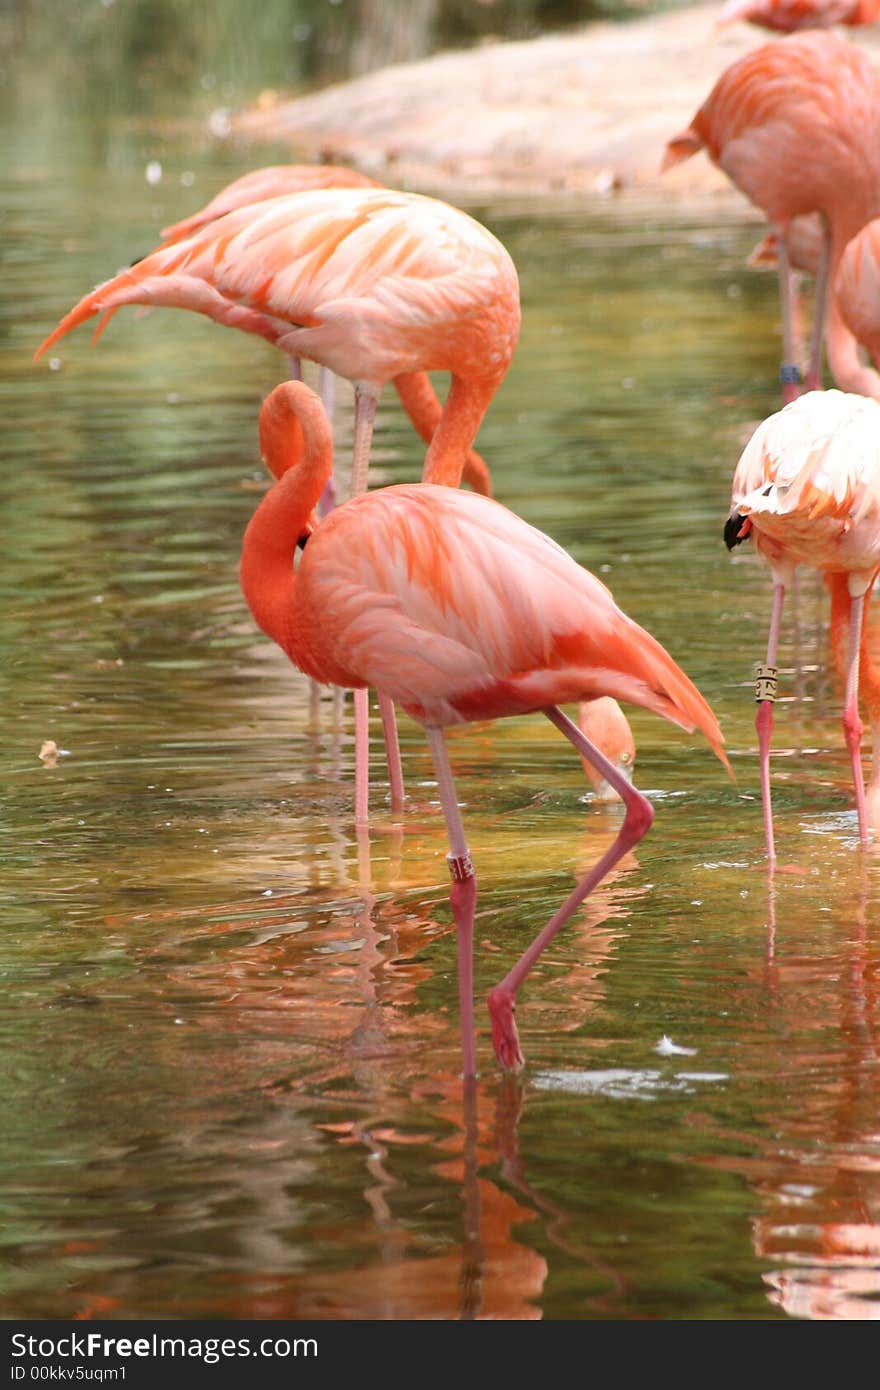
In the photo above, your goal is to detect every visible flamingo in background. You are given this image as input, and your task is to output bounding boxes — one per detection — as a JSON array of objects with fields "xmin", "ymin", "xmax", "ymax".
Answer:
[
  {"xmin": 36, "ymin": 185, "xmax": 521, "ymax": 825},
  {"xmin": 158, "ymin": 161, "xmax": 383, "ymax": 514},
  {"xmin": 34, "ymin": 187, "xmax": 518, "ymax": 498},
  {"xmin": 241, "ymin": 381, "xmax": 728, "ymax": 1076},
  {"xmin": 749, "ymin": 217, "xmax": 880, "ymax": 400},
  {"xmin": 717, "ymin": 0, "xmax": 880, "ymax": 30},
  {"xmin": 833, "ymin": 217, "xmax": 880, "ymax": 398},
  {"xmin": 663, "ymin": 32, "xmax": 880, "ymax": 403},
  {"xmin": 724, "ymin": 390, "xmax": 880, "ymax": 858}
]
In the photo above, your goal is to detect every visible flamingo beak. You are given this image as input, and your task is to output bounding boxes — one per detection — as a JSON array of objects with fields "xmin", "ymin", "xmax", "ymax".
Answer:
[{"xmin": 724, "ymin": 512, "xmax": 752, "ymax": 550}]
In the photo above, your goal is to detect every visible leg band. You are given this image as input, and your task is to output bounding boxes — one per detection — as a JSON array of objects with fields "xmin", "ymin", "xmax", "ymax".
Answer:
[{"xmin": 446, "ymin": 851, "xmax": 475, "ymax": 883}]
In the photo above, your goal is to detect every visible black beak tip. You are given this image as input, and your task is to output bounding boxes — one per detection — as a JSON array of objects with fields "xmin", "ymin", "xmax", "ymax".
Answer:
[{"xmin": 724, "ymin": 512, "xmax": 745, "ymax": 551}]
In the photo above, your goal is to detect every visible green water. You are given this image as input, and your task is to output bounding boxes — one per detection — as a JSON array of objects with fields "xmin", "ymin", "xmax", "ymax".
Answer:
[{"xmin": 3, "ymin": 30, "xmax": 880, "ymax": 1323}]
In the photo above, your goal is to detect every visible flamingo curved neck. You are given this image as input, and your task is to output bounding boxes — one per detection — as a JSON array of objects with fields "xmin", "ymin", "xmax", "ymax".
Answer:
[
  {"xmin": 421, "ymin": 375, "xmax": 497, "ymax": 488},
  {"xmin": 826, "ymin": 296, "xmax": 880, "ymax": 402},
  {"xmin": 239, "ymin": 385, "xmax": 332, "ymax": 651}
]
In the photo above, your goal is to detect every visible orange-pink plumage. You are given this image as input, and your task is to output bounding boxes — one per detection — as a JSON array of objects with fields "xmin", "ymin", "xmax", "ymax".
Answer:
[
  {"xmin": 35, "ymin": 186, "xmax": 520, "ymax": 495},
  {"xmin": 158, "ymin": 163, "xmax": 380, "ymax": 246},
  {"xmin": 241, "ymin": 381, "xmax": 727, "ymax": 1075},
  {"xmin": 717, "ymin": 0, "xmax": 880, "ymax": 30},
  {"xmin": 663, "ymin": 31, "xmax": 880, "ymax": 400}
]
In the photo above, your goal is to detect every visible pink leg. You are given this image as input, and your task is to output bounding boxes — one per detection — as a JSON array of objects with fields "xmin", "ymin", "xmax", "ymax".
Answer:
[
  {"xmin": 354, "ymin": 687, "xmax": 370, "ymax": 826},
  {"xmin": 756, "ymin": 583, "xmax": 785, "ymax": 864},
  {"xmin": 487, "ymin": 705, "xmax": 655, "ymax": 1073},
  {"xmin": 842, "ymin": 591, "xmax": 868, "ymax": 843},
  {"xmin": 804, "ymin": 220, "xmax": 831, "ymax": 393},
  {"xmin": 426, "ymin": 726, "xmax": 477, "ymax": 1079},
  {"xmin": 350, "ymin": 385, "xmax": 405, "ymax": 814},
  {"xmin": 317, "ymin": 366, "xmax": 338, "ymax": 518},
  {"xmin": 776, "ymin": 236, "xmax": 802, "ymax": 404},
  {"xmin": 351, "ymin": 385, "xmax": 379, "ymax": 499},
  {"xmin": 290, "ymin": 352, "xmax": 328, "ymax": 719},
  {"xmin": 379, "ymin": 694, "xmax": 405, "ymax": 813}
]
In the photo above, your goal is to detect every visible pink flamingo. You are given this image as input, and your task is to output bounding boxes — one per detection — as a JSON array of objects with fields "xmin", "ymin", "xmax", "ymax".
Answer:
[
  {"xmin": 750, "ymin": 217, "xmax": 880, "ymax": 400},
  {"xmin": 36, "ymin": 186, "xmax": 521, "ymax": 825},
  {"xmin": 832, "ymin": 216, "xmax": 880, "ymax": 400},
  {"xmin": 717, "ymin": 0, "xmax": 880, "ymax": 30},
  {"xmin": 241, "ymin": 381, "xmax": 728, "ymax": 1075},
  {"xmin": 724, "ymin": 389, "xmax": 880, "ymax": 858},
  {"xmin": 663, "ymin": 31, "xmax": 880, "ymax": 403}
]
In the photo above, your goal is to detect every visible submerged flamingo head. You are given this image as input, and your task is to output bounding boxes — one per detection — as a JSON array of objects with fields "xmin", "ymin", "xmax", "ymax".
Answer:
[{"xmin": 577, "ymin": 697, "xmax": 636, "ymax": 801}]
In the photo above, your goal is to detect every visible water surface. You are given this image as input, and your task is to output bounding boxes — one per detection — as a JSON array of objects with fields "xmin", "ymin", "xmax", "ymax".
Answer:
[{"xmin": 2, "ymin": 36, "xmax": 880, "ymax": 1322}]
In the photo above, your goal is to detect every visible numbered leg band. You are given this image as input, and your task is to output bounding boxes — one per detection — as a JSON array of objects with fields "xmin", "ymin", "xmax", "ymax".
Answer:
[
  {"xmin": 779, "ymin": 363, "xmax": 801, "ymax": 386},
  {"xmin": 755, "ymin": 664, "xmax": 778, "ymax": 702},
  {"xmin": 447, "ymin": 851, "xmax": 475, "ymax": 883}
]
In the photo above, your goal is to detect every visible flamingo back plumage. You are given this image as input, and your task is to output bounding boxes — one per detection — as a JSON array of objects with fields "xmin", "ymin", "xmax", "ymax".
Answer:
[
  {"xmin": 291, "ymin": 484, "xmax": 728, "ymax": 767},
  {"xmin": 158, "ymin": 164, "xmax": 380, "ymax": 246},
  {"xmin": 35, "ymin": 188, "xmax": 521, "ymax": 389},
  {"xmin": 661, "ymin": 33, "xmax": 880, "ymax": 242}
]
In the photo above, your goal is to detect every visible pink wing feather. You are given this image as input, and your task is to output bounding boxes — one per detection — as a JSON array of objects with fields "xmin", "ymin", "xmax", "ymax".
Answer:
[{"xmin": 295, "ymin": 484, "xmax": 728, "ymax": 764}]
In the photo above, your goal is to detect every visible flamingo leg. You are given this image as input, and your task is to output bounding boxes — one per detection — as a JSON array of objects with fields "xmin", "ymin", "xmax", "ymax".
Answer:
[
  {"xmin": 486, "ymin": 705, "xmax": 655, "ymax": 1074},
  {"xmin": 776, "ymin": 234, "xmax": 802, "ymax": 404},
  {"xmin": 316, "ymin": 366, "xmax": 338, "ymax": 517},
  {"xmin": 315, "ymin": 364, "xmax": 343, "ymax": 726},
  {"xmin": 379, "ymin": 695, "xmax": 405, "ymax": 813},
  {"xmin": 354, "ymin": 688, "xmax": 370, "ymax": 826},
  {"xmin": 350, "ymin": 384, "xmax": 406, "ymax": 817},
  {"xmin": 351, "ymin": 385, "xmax": 379, "ymax": 499},
  {"xmin": 288, "ymin": 351, "xmax": 329, "ymax": 722},
  {"xmin": 804, "ymin": 218, "xmax": 831, "ymax": 393},
  {"xmin": 757, "ymin": 582, "xmax": 786, "ymax": 864},
  {"xmin": 842, "ymin": 590, "xmax": 869, "ymax": 843},
  {"xmin": 426, "ymin": 725, "xmax": 477, "ymax": 1079},
  {"xmin": 332, "ymin": 684, "xmax": 345, "ymax": 729}
]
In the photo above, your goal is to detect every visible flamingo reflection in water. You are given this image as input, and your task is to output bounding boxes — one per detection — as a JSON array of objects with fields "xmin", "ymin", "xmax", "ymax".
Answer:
[
  {"xmin": 713, "ymin": 866, "xmax": 880, "ymax": 1320},
  {"xmin": 81, "ymin": 806, "xmax": 648, "ymax": 1320}
]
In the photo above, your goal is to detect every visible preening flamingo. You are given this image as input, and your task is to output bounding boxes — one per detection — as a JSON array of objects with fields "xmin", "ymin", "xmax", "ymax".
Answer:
[
  {"xmin": 663, "ymin": 32, "xmax": 880, "ymax": 402},
  {"xmin": 35, "ymin": 186, "xmax": 518, "ymax": 498},
  {"xmin": 36, "ymin": 185, "xmax": 521, "ymax": 823},
  {"xmin": 158, "ymin": 161, "xmax": 383, "ymax": 513},
  {"xmin": 241, "ymin": 381, "xmax": 728, "ymax": 1076},
  {"xmin": 724, "ymin": 390, "xmax": 880, "ymax": 857},
  {"xmin": 717, "ymin": 0, "xmax": 880, "ymax": 30}
]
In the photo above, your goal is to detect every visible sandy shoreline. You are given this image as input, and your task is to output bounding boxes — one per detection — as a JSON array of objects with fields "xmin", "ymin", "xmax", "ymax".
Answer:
[{"xmin": 228, "ymin": 4, "xmax": 880, "ymax": 205}]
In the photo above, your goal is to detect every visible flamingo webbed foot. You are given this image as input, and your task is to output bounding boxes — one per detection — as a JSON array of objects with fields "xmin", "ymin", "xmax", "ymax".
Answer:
[{"xmin": 487, "ymin": 987, "xmax": 525, "ymax": 1073}]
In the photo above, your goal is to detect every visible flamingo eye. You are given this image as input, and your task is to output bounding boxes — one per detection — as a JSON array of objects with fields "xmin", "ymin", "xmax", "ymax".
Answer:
[{"xmin": 620, "ymin": 751, "xmax": 632, "ymax": 765}]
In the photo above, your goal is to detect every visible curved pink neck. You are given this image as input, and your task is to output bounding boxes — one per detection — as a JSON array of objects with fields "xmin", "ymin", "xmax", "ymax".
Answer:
[
  {"xmin": 239, "ymin": 382, "xmax": 332, "ymax": 651},
  {"xmin": 419, "ymin": 375, "xmax": 498, "ymax": 488},
  {"xmin": 826, "ymin": 293, "xmax": 880, "ymax": 401}
]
